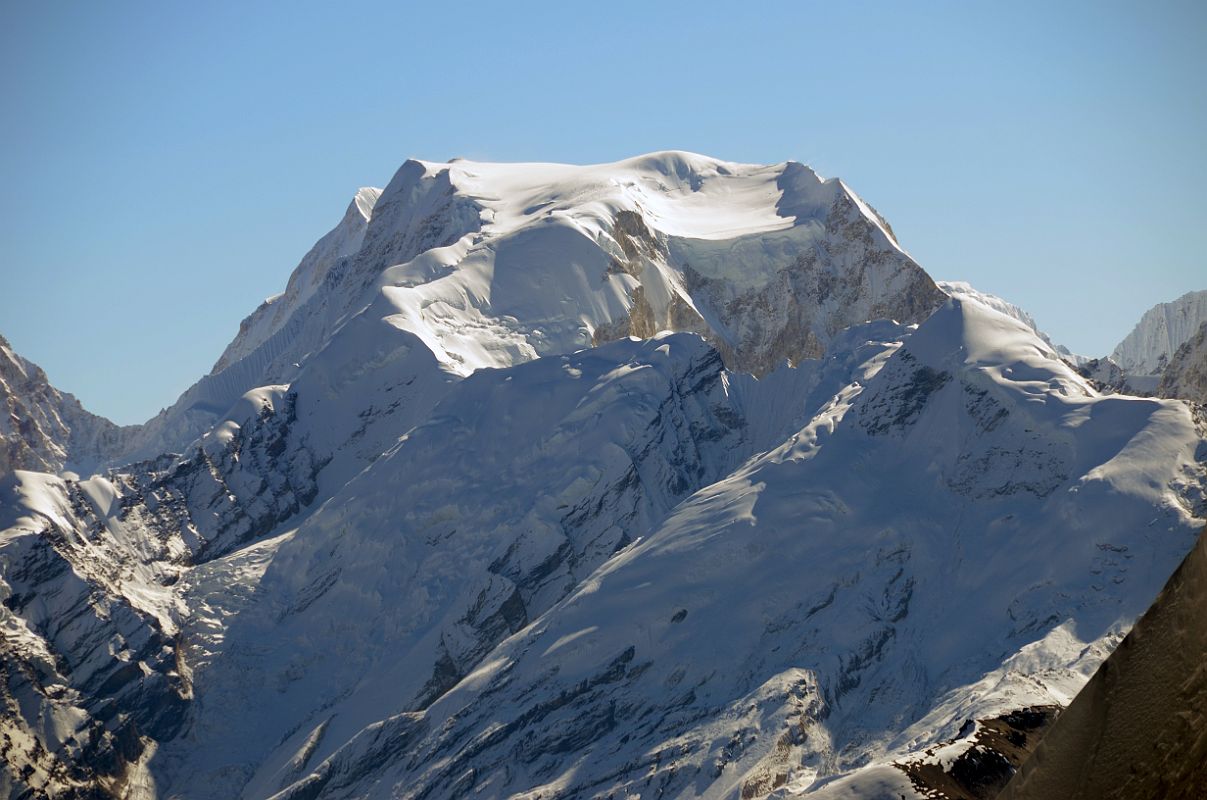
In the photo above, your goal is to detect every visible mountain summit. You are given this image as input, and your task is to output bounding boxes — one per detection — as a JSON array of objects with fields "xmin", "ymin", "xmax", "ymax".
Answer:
[{"xmin": 101, "ymin": 152, "xmax": 942, "ymax": 467}]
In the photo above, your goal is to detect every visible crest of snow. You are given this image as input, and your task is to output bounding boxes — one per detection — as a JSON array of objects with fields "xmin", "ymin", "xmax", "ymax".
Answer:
[{"xmin": 937, "ymin": 280, "xmax": 1087, "ymax": 364}]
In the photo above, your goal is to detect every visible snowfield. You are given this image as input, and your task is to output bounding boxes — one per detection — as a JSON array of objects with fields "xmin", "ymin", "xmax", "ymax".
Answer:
[{"xmin": 1, "ymin": 152, "xmax": 1204, "ymax": 800}]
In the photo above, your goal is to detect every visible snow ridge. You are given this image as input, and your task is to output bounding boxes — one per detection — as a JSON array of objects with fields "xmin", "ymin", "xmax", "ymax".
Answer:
[{"xmin": 212, "ymin": 187, "xmax": 383, "ymax": 373}]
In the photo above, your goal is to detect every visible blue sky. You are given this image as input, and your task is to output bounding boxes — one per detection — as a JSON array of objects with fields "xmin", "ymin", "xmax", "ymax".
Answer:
[{"xmin": 2, "ymin": 0, "xmax": 1205, "ymax": 424}]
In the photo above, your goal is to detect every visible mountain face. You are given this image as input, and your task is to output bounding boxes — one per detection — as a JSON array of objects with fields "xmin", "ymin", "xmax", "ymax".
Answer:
[
  {"xmin": 1110, "ymin": 289, "xmax": 1207, "ymax": 378},
  {"xmin": 1, "ymin": 152, "xmax": 1205, "ymax": 800},
  {"xmin": 0, "ymin": 336, "xmax": 136, "ymax": 476},
  {"xmin": 1158, "ymin": 320, "xmax": 1207, "ymax": 402},
  {"xmin": 211, "ymin": 187, "xmax": 384, "ymax": 375}
]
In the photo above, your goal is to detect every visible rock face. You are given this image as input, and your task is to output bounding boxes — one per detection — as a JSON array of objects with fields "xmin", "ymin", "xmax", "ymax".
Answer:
[
  {"xmin": 0, "ymin": 336, "xmax": 135, "ymax": 476},
  {"xmin": 0, "ymin": 470, "xmax": 189, "ymax": 799},
  {"xmin": 898, "ymin": 706, "xmax": 1060, "ymax": 799},
  {"xmin": 1111, "ymin": 289, "xmax": 1207, "ymax": 377},
  {"xmin": 1, "ymin": 152, "xmax": 1205, "ymax": 800},
  {"xmin": 999, "ymin": 525, "xmax": 1207, "ymax": 800},
  {"xmin": 1158, "ymin": 320, "xmax": 1207, "ymax": 402}
]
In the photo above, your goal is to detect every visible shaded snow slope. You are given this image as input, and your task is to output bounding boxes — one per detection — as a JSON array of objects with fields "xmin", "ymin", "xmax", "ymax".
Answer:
[
  {"xmin": 1000, "ymin": 524, "xmax": 1207, "ymax": 800},
  {"xmin": 265, "ymin": 300, "xmax": 1205, "ymax": 800},
  {"xmin": 1111, "ymin": 289, "xmax": 1207, "ymax": 377},
  {"xmin": 0, "ymin": 311, "xmax": 458, "ymax": 797},
  {"xmin": 154, "ymin": 331, "xmax": 892, "ymax": 799},
  {"xmin": 212, "ymin": 187, "xmax": 383, "ymax": 373}
]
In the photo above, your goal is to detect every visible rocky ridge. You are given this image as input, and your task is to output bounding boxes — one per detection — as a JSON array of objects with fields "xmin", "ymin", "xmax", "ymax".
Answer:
[{"xmin": 0, "ymin": 336, "xmax": 136, "ymax": 476}]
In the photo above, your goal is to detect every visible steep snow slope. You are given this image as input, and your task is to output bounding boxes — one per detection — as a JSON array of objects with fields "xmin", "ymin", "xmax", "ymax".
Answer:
[
  {"xmin": 153, "ymin": 329, "xmax": 911, "ymax": 799},
  {"xmin": 0, "ymin": 336, "xmax": 135, "ymax": 475},
  {"xmin": 936, "ymin": 281, "xmax": 1085, "ymax": 364},
  {"xmin": 212, "ymin": 187, "xmax": 383, "ymax": 373},
  {"xmin": 0, "ymin": 317, "xmax": 457, "ymax": 797},
  {"xmin": 268, "ymin": 299, "xmax": 1205, "ymax": 800},
  {"xmin": 1111, "ymin": 289, "xmax": 1207, "ymax": 376}
]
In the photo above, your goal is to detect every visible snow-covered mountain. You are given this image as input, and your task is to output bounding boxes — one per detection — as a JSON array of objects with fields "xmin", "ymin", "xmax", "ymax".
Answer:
[
  {"xmin": 97, "ymin": 152, "xmax": 943, "ymax": 466},
  {"xmin": 1111, "ymin": 289, "xmax": 1207, "ymax": 377},
  {"xmin": 2, "ymin": 152, "xmax": 1205, "ymax": 800},
  {"xmin": 0, "ymin": 336, "xmax": 136, "ymax": 475},
  {"xmin": 1068, "ymin": 290, "xmax": 1207, "ymax": 400}
]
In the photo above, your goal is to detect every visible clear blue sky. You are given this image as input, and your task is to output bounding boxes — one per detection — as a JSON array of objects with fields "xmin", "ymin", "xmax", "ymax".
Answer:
[{"xmin": 2, "ymin": 1, "xmax": 1204, "ymax": 424}]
